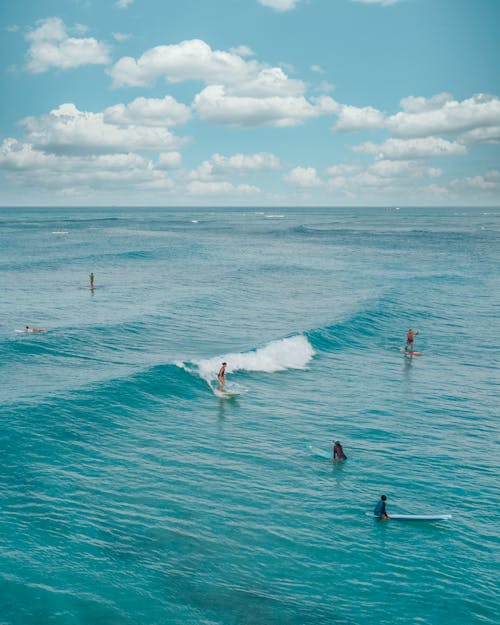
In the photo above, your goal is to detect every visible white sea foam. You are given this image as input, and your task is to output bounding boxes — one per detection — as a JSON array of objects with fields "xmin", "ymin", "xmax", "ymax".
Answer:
[{"xmin": 194, "ymin": 335, "xmax": 314, "ymax": 384}]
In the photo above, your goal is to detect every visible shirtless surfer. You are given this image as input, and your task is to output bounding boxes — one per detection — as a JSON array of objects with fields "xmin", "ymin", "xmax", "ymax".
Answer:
[
  {"xmin": 24, "ymin": 326, "xmax": 45, "ymax": 333},
  {"xmin": 405, "ymin": 329, "xmax": 418, "ymax": 352},
  {"xmin": 218, "ymin": 362, "xmax": 227, "ymax": 392}
]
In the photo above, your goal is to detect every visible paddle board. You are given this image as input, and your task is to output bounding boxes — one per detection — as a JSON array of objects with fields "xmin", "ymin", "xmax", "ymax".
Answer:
[
  {"xmin": 306, "ymin": 444, "xmax": 332, "ymax": 460},
  {"xmin": 366, "ymin": 512, "xmax": 451, "ymax": 521},
  {"xmin": 401, "ymin": 348, "xmax": 422, "ymax": 356}
]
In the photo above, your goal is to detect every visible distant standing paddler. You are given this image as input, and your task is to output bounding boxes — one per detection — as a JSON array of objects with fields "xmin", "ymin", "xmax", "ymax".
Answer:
[
  {"xmin": 405, "ymin": 329, "xmax": 418, "ymax": 352},
  {"xmin": 90, "ymin": 272, "xmax": 95, "ymax": 289},
  {"xmin": 218, "ymin": 362, "xmax": 227, "ymax": 392}
]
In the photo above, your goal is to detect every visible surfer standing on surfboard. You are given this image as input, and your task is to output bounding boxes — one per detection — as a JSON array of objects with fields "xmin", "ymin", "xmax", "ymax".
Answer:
[
  {"xmin": 405, "ymin": 329, "xmax": 418, "ymax": 352},
  {"xmin": 90, "ymin": 272, "xmax": 95, "ymax": 289},
  {"xmin": 218, "ymin": 362, "xmax": 227, "ymax": 392}
]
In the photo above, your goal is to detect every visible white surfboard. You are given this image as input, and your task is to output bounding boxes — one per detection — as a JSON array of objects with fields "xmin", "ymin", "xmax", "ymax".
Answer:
[
  {"xmin": 306, "ymin": 444, "xmax": 332, "ymax": 460},
  {"xmin": 216, "ymin": 390, "xmax": 240, "ymax": 398},
  {"xmin": 366, "ymin": 512, "xmax": 451, "ymax": 521}
]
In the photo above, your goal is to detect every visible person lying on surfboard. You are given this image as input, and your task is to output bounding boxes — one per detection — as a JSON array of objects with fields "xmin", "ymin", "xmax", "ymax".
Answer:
[
  {"xmin": 333, "ymin": 441, "xmax": 347, "ymax": 462},
  {"xmin": 24, "ymin": 326, "xmax": 45, "ymax": 333},
  {"xmin": 218, "ymin": 362, "xmax": 227, "ymax": 391},
  {"xmin": 374, "ymin": 494, "xmax": 390, "ymax": 520},
  {"xmin": 405, "ymin": 329, "xmax": 418, "ymax": 352}
]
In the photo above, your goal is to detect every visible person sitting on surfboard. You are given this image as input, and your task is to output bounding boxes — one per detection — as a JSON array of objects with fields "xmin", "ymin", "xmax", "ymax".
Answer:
[
  {"xmin": 333, "ymin": 441, "xmax": 347, "ymax": 462},
  {"xmin": 374, "ymin": 494, "xmax": 390, "ymax": 520},
  {"xmin": 218, "ymin": 362, "xmax": 227, "ymax": 391},
  {"xmin": 405, "ymin": 329, "xmax": 418, "ymax": 352}
]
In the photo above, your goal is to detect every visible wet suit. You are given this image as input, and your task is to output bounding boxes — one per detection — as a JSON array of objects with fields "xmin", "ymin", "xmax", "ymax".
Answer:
[{"xmin": 374, "ymin": 499, "xmax": 388, "ymax": 518}]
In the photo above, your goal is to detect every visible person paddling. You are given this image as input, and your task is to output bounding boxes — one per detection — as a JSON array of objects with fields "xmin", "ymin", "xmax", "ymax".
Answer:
[
  {"xmin": 374, "ymin": 494, "xmax": 390, "ymax": 520},
  {"xmin": 405, "ymin": 329, "xmax": 418, "ymax": 352}
]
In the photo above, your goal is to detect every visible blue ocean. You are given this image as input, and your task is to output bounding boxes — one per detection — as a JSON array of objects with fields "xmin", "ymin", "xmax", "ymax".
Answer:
[{"xmin": 0, "ymin": 207, "xmax": 498, "ymax": 625}]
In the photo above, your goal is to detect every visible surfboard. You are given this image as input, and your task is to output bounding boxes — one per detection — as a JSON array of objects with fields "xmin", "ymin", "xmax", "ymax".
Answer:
[
  {"xmin": 216, "ymin": 390, "xmax": 240, "ymax": 398},
  {"xmin": 306, "ymin": 444, "xmax": 332, "ymax": 460},
  {"xmin": 401, "ymin": 348, "xmax": 422, "ymax": 356},
  {"xmin": 366, "ymin": 512, "xmax": 451, "ymax": 521},
  {"xmin": 15, "ymin": 328, "xmax": 46, "ymax": 333}
]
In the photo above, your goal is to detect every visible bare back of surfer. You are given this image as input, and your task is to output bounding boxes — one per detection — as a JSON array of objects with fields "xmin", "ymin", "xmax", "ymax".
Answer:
[
  {"xmin": 218, "ymin": 362, "xmax": 227, "ymax": 392},
  {"xmin": 24, "ymin": 326, "xmax": 45, "ymax": 333}
]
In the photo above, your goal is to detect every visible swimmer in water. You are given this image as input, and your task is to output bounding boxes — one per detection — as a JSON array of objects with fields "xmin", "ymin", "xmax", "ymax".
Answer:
[{"xmin": 333, "ymin": 440, "xmax": 347, "ymax": 462}]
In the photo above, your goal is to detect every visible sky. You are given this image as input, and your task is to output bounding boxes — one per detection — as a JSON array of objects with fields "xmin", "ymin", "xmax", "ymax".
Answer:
[{"xmin": 0, "ymin": 0, "xmax": 499, "ymax": 207}]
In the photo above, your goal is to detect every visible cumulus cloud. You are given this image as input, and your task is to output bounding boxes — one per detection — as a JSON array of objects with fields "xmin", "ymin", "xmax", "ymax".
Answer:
[
  {"xmin": 112, "ymin": 32, "xmax": 132, "ymax": 42},
  {"xmin": 156, "ymin": 152, "xmax": 182, "ymax": 169},
  {"xmin": 0, "ymin": 138, "xmax": 164, "ymax": 190},
  {"xmin": 109, "ymin": 38, "xmax": 262, "ymax": 88},
  {"xmin": 325, "ymin": 158, "xmax": 443, "ymax": 195},
  {"xmin": 193, "ymin": 85, "xmax": 337, "ymax": 127},
  {"xmin": 115, "ymin": 0, "xmax": 134, "ymax": 8},
  {"xmin": 284, "ymin": 166, "xmax": 321, "ymax": 187},
  {"xmin": 333, "ymin": 104, "xmax": 385, "ymax": 131},
  {"xmin": 257, "ymin": 0, "xmax": 299, "ymax": 11},
  {"xmin": 188, "ymin": 152, "xmax": 280, "ymax": 182},
  {"xmin": 186, "ymin": 180, "xmax": 260, "ymax": 195},
  {"xmin": 103, "ymin": 96, "xmax": 191, "ymax": 127},
  {"xmin": 353, "ymin": 137, "xmax": 467, "ymax": 160},
  {"xmin": 25, "ymin": 17, "xmax": 110, "ymax": 73},
  {"xmin": 21, "ymin": 103, "xmax": 185, "ymax": 155},
  {"xmin": 451, "ymin": 170, "xmax": 500, "ymax": 192},
  {"xmin": 387, "ymin": 93, "xmax": 500, "ymax": 140}
]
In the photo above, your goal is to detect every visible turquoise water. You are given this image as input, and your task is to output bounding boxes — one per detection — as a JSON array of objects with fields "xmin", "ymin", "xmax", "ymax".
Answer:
[{"xmin": 0, "ymin": 207, "xmax": 498, "ymax": 625}]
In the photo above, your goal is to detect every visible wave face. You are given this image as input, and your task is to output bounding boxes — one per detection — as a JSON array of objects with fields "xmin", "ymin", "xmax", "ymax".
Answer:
[{"xmin": 1, "ymin": 207, "xmax": 499, "ymax": 625}]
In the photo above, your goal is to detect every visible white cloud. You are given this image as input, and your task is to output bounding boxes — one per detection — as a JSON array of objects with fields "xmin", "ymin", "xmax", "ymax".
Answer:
[
  {"xmin": 333, "ymin": 104, "xmax": 385, "ymax": 131},
  {"xmin": 353, "ymin": 137, "xmax": 467, "ymax": 160},
  {"xmin": 369, "ymin": 159, "xmax": 442, "ymax": 179},
  {"xmin": 21, "ymin": 103, "xmax": 185, "ymax": 155},
  {"xmin": 310, "ymin": 65, "xmax": 325, "ymax": 74},
  {"xmin": 109, "ymin": 38, "xmax": 262, "ymax": 88},
  {"xmin": 25, "ymin": 17, "xmax": 110, "ymax": 73},
  {"xmin": 112, "ymin": 32, "xmax": 132, "ymax": 42},
  {"xmin": 284, "ymin": 166, "xmax": 321, "ymax": 187},
  {"xmin": 186, "ymin": 180, "xmax": 260, "ymax": 195},
  {"xmin": 399, "ymin": 93, "xmax": 453, "ymax": 114},
  {"xmin": 387, "ymin": 93, "xmax": 500, "ymax": 140},
  {"xmin": 210, "ymin": 152, "xmax": 281, "ymax": 172},
  {"xmin": 229, "ymin": 45, "xmax": 254, "ymax": 57},
  {"xmin": 451, "ymin": 170, "xmax": 500, "ymax": 192},
  {"xmin": 0, "ymin": 138, "xmax": 164, "ymax": 190},
  {"xmin": 257, "ymin": 0, "xmax": 299, "ymax": 11},
  {"xmin": 188, "ymin": 152, "xmax": 280, "ymax": 182},
  {"xmin": 115, "ymin": 0, "xmax": 134, "ymax": 8},
  {"xmin": 157, "ymin": 152, "xmax": 182, "ymax": 169},
  {"xmin": 193, "ymin": 85, "xmax": 337, "ymax": 127},
  {"xmin": 103, "ymin": 96, "xmax": 191, "ymax": 127}
]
